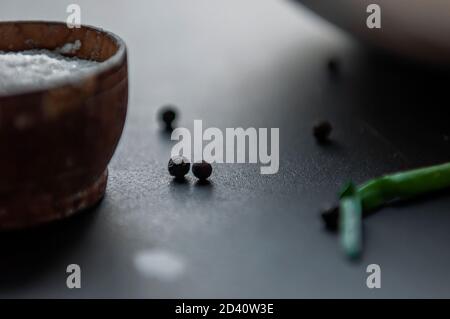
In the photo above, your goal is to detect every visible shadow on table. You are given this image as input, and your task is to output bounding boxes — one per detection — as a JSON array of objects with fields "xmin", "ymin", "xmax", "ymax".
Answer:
[
  {"xmin": 286, "ymin": 43, "xmax": 450, "ymax": 165},
  {"xmin": 0, "ymin": 204, "xmax": 99, "ymax": 293},
  {"xmin": 343, "ymin": 49, "xmax": 450, "ymax": 165}
]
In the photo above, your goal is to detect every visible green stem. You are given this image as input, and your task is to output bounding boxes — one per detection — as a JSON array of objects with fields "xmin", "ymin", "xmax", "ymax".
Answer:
[
  {"xmin": 358, "ymin": 162, "xmax": 450, "ymax": 212},
  {"xmin": 336, "ymin": 162, "xmax": 450, "ymax": 259},
  {"xmin": 339, "ymin": 184, "xmax": 363, "ymax": 259}
]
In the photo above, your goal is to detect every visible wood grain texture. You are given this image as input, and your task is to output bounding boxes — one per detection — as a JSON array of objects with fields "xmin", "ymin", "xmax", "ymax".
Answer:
[{"xmin": 0, "ymin": 21, "xmax": 128, "ymax": 229}]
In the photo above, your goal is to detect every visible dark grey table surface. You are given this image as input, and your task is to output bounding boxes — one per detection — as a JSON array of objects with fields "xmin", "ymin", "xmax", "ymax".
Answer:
[{"xmin": 2, "ymin": 0, "xmax": 450, "ymax": 298}]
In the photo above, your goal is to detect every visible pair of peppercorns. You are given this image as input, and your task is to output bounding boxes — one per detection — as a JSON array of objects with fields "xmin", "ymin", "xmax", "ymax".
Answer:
[
  {"xmin": 168, "ymin": 156, "xmax": 212, "ymax": 181},
  {"xmin": 158, "ymin": 107, "xmax": 212, "ymax": 181}
]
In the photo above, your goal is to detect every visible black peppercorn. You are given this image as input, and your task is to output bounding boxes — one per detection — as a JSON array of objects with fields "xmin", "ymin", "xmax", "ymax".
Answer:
[
  {"xmin": 192, "ymin": 160, "xmax": 212, "ymax": 181},
  {"xmin": 168, "ymin": 156, "xmax": 190, "ymax": 179},
  {"xmin": 327, "ymin": 57, "xmax": 340, "ymax": 76},
  {"xmin": 313, "ymin": 120, "xmax": 332, "ymax": 144},
  {"xmin": 159, "ymin": 106, "xmax": 177, "ymax": 131},
  {"xmin": 321, "ymin": 205, "xmax": 339, "ymax": 232}
]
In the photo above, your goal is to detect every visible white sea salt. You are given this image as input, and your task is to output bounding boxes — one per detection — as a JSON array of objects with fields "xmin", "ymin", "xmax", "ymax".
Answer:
[
  {"xmin": 0, "ymin": 47, "xmax": 99, "ymax": 95},
  {"xmin": 56, "ymin": 40, "xmax": 82, "ymax": 55}
]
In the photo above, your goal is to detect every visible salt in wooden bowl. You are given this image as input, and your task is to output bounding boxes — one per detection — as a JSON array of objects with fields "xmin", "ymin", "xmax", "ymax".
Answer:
[{"xmin": 0, "ymin": 21, "xmax": 128, "ymax": 230}]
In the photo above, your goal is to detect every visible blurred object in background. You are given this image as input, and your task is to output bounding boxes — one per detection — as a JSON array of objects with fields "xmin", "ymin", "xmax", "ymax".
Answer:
[{"xmin": 295, "ymin": 0, "xmax": 450, "ymax": 65}]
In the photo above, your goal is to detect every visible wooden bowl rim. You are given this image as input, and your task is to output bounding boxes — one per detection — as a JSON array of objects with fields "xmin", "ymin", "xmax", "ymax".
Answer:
[{"xmin": 0, "ymin": 20, "xmax": 127, "ymax": 98}]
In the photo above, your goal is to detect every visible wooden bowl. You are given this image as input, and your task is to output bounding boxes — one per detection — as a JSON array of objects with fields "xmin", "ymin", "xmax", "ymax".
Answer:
[{"xmin": 0, "ymin": 21, "xmax": 128, "ymax": 230}]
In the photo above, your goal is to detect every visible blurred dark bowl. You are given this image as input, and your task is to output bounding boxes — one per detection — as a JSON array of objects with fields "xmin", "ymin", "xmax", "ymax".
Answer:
[{"xmin": 295, "ymin": 0, "xmax": 450, "ymax": 64}]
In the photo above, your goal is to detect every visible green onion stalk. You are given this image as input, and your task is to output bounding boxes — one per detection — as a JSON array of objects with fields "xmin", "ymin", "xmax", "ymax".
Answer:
[{"xmin": 323, "ymin": 162, "xmax": 450, "ymax": 259}]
